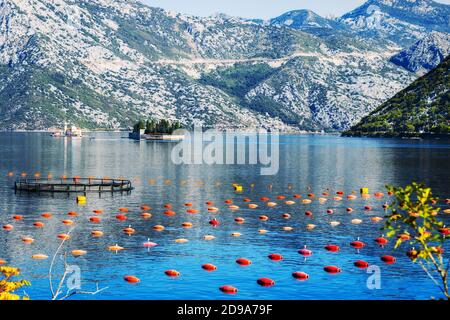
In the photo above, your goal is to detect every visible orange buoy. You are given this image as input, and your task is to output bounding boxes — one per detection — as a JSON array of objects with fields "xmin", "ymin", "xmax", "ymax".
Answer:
[
  {"xmin": 347, "ymin": 195, "xmax": 357, "ymax": 200},
  {"xmin": 258, "ymin": 229, "xmax": 268, "ymax": 234},
  {"xmin": 283, "ymin": 226, "xmax": 293, "ymax": 231},
  {"xmin": 219, "ymin": 285, "xmax": 237, "ymax": 294},
  {"xmin": 22, "ymin": 236, "xmax": 34, "ymax": 244},
  {"xmin": 374, "ymin": 192, "xmax": 384, "ymax": 198},
  {"xmin": 108, "ymin": 244, "xmax": 124, "ymax": 251},
  {"xmin": 292, "ymin": 272, "xmax": 309, "ymax": 280},
  {"xmin": 398, "ymin": 233, "xmax": 411, "ymax": 241},
  {"xmin": 13, "ymin": 215, "xmax": 23, "ymax": 221},
  {"xmin": 205, "ymin": 201, "xmax": 215, "ymax": 206},
  {"xmin": 257, "ymin": 278, "xmax": 275, "ymax": 287},
  {"xmin": 164, "ymin": 210, "xmax": 176, "ymax": 216},
  {"xmin": 259, "ymin": 215, "xmax": 269, "ymax": 221},
  {"xmin": 236, "ymin": 258, "xmax": 252, "ymax": 266},
  {"xmin": 0, "ymin": 258, "xmax": 6, "ymax": 265},
  {"xmin": 93, "ymin": 209, "xmax": 103, "ymax": 214},
  {"xmin": 153, "ymin": 225, "xmax": 165, "ymax": 231},
  {"xmin": 89, "ymin": 217, "xmax": 101, "ymax": 223},
  {"xmin": 301, "ymin": 199, "xmax": 312, "ymax": 204},
  {"xmin": 305, "ymin": 211, "xmax": 313, "ymax": 216},
  {"xmin": 118, "ymin": 207, "xmax": 129, "ymax": 213},
  {"xmin": 298, "ymin": 246, "xmax": 312, "ymax": 257},
  {"xmin": 267, "ymin": 202, "xmax": 277, "ymax": 207},
  {"xmin": 186, "ymin": 209, "xmax": 199, "ymax": 214},
  {"xmin": 7, "ymin": 172, "xmax": 14, "ymax": 177},
  {"xmin": 41, "ymin": 213, "xmax": 52, "ymax": 219},
  {"xmin": 354, "ymin": 260, "xmax": 369, "ymax": 269},
  {"xmin": 208, "ymin": 207, "xmax": 219, "ymax": 212},
  {"xmin": 307, "ymin": 193, "xmax": 315, "ymax": 198},
  {"xmin": 285, "ymin": 200, "xmax": 295, "ymax": 205},
  {"xmin": 235, "ymin": 217, "xmax": 245, "ymax": 224},
  {"xmin": 371, "ymin": 216, "xmax": 383, "ymax": 222},
  {"xmin": 243, "ymin": 198, "xmax": 251, "ymax": 203},
  {"xmin": 91, "ymin": 230, "xmax": 104, "ymax": 237},
  {"xmin": 2, "ymin": 224, "xmax": 13, "ymax": 231},
  {"xmin": 164, "ymin": 204, "xmax": 172, "ymax": 209},
  {"xmin": 248, "ymin": 204, "xmax": 258, "ymax": 209},
  {"xmin": 72, "ymin": 250, "xmax": 87, "ymax": 257},
  {"xmin": 141, "ymin": 212, "xmax": 152, "ymax": 219},
  {"xmin": 123, "ymin": 226, "xmax": 135, "ymax": 235},
  {"xmin": 182, "ymin": 222, "xmax": 193, "ymax": 228},
  {"xmin": 346, "ymin": 207, "xmax": 353, "ymax": 213},
  {"xmin": 184, "ymin": 202, "xmax": 193, "ymax": 207},
  {"xmin": 381, "ymin": 255, "xmax": 396, "ymax": 264},
  {"xmin": 224, "ymin": 199, "xmax": 233, "ymax": 204},
  {"xmin": 165, "ymin": 270, "xmax": 180, "ymax": 277},
  {"xmin": 175, "ymin": 238, "xmax": 189, "ymax": 243},
  {"xmin": 57, "ymin": 233, "xmax": 70, "ymax": 240},
  {"xmin": 203, "ymin": 235, "xmax": 215, "ymax": 240},
  {"xmin": 277, "ymin": 195, "xmax": 286, "ymax": 200},
  {"xmin": 268, "ymin": 253, "xmax": 283, "ymax": 261},
  {"xmin": 325, "ymin": 244, "xmax": 340, "ymax": 252},
  {"xmin": 260, "ymin": 197, "xmax": 270, "ymax": 202},
  {"xmin": 202, "ymin": 264, "xmax": 217, "ymax": 271},
  {"xmin": 293, "ymin": 194, "xmax": 302, "ymax": 199},
  {"xmin": 375, "ymin": 237, "xmax": 389, "ymax": 245},
  {"xmin": 32, "ymin": 254, "xmax": 49, "ymax": 260},
  {"xmin": 33, "ymin": 221, "xmax": 45, "ymax": 228},
  {"xmin": 333, "ymin": 196, "xmax": 343, "ymax": 201},
  {"xmin": 124, "ymin": 275, "xmax": 140, "ymax": 283},
  {"xmin": 68, "ymin": 211, "xmax": 78, "ymax": 216},
  {"xmin": 229, "ymin": 205, "xmax": 240, "ymax": 210},
  {"xmin": 62, "ymin": 219, "xmax": 74, "ymax": 225},
  {"xmin": 209, "ymin": 219, "xmax": 220, "ymax": 226},
  {"xmin": 324, "ymin": 266, "xmax": 341, "ymax": 274},
  {"xmin": 141, "ymin": 205, "xmax": 151, "ymax": 211}
]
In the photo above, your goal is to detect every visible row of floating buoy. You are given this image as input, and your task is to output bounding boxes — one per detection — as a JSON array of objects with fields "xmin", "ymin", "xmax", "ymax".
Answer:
[{"xmin": 2, "ymin": 187, "xmax": 448, "ymax": 297}]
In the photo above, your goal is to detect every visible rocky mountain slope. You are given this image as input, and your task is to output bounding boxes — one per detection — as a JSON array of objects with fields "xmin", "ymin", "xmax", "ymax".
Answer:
[
  {"xmin": 344, "ymin": 55, "xmax": 449, "ymax": 137},
  {"xmin": 390, "ymin": 32, "xmax": 450, "ymax": 73},
  {"xmin": 3, "ymin": 0, "xmax": 448, "ymax": 131},
  {"xmin": 340, "ymin": 0, "xmax": 450, "ymax": 46}
]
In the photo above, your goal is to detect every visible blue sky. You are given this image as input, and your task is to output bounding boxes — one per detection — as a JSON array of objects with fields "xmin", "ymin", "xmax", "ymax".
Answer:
[{"xmin": 142, "ymin": 0, "xmax": 450, "ymax": 19}]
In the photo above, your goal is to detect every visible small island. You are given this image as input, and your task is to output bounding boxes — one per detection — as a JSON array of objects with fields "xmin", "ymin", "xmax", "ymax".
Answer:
[{"xmin": 129, "ymin": 119, "xmax": 185, "ymax": 141}]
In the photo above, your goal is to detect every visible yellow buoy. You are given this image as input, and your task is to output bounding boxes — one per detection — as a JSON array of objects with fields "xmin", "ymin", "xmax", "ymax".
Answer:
[
  {"xmin": 108, "ymin": 244, "xmax": 124, "ymax": 251},
  {"xmin": 258, "ymin": 229, "xmax": 268, "ymax": 234},
  {"xmin": 231, "ymin": 232, "xmax": 242, "ymax": 237},
  {"xmin": 175, "ymin": 238, "xmax": 189, "ymax": 243},
  {"xmin": 330, "ymin": 221, "xmax": 341, "ymax": 227},
  {"xmin": 72, "ymin": 250, "xmax": 87, "ymax": 257},
  {"xmin": 283, "ymin": 226, "xmax": 293, "ymax": 231},
  {"xmin": 76, "ymin": 196, "xmax": 87, "ymax": 203},
  {"xmin": 306, "ymin": 224, "xmax": 316, "ymax": 230},
  {"xmin": 203, "ymin": 235, "xmax": 215, "ymax": 241},
  {"xmin": 360, "ymin": 188, "xmax": 369, "ymax": 195},
  {"xmin": 285, "ymin": 200, "xmax": 295, "ymax": 205},
  {"xmin": 32, "ymin": 254, "xmax": 49, "ymax": 260},
  {"xmin": 351, "ymin": 219, "xmax": 363, "ymax": 225}
]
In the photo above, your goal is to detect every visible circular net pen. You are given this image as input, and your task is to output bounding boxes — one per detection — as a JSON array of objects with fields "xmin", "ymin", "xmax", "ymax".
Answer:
[{"xmin": 14, "ymin": 177, "xmax": 133, "ymax": 194}]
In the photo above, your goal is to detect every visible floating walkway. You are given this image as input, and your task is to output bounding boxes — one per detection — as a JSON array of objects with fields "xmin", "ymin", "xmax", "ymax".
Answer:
[{"xmin": 14, "ymin": 177, "xmax": 133, "ymax": 194}]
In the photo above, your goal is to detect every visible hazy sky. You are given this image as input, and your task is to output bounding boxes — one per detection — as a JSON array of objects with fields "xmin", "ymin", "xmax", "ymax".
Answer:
[{"xmin": 142, "ymin": 0, "xmax": 450, "ymax": 19}]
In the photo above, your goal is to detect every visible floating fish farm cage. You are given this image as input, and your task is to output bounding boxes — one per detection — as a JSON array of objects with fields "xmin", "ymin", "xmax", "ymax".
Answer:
[{"xmin": 14, "ymin": 177, "xmax": 133, "ymax": 193}]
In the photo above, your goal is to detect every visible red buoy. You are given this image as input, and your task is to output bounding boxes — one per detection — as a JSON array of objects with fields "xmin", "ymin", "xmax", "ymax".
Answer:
[
  {"xmin": 364, "ymin": 206, "xmax": 372, "ymax": 211},
  {"xmin": 116, "ymin": 214, "xmax": 127, "ymax": 221},
  {"xmin": 2, "ymin": 224, "xmax": 13, "ymax": 231},
  {"xmin": 354, "ymin": 260, "xmax": 369, "ymax": 269},
  {"xmin": 234, "ymin": 217, "xmax": 245, "ymax": 224},
  {"xmin": 298, "ymin": 246, "xmax": 313, "ymax": 257},
  {"xmin": 165, "ymin": 270, "xmax": 181, "ymax": 277},
  {"xmin": 236, "ymin": 258, "xmax": 252, "ymax": 266},
  {"xmin": 89, "ymin": 217, "xmax": 101, "ymax": 223},
  {"xmin": 33, "ymin": 221, "xmax": 45, "ymax": 228},
  {"xmin": 209, "ymin": 219, "xmax": 220, "ymax": 226},
  {"xmin": 375, "ymin": 237, "xmax": 389, "ymax": 245},
  {"xmin": 324, "ymin": 266, "xmax": 341, "ymax": 274},
  {"xmin": 124, "ymin": 275, "xmax": 140, "ymax": 283},
  {"xmin": 257, "ymin": 278, "xmax": 275, "ymax": 287},
  {"xmin": 13, "ymin": 215, "xmax": 23, "ymax": 221},
  {"xmin": 268, "ymin": 253, "xmax": 283, "ymax": 261},
  {"xmin": 350, "ymin": 239, "xmax": 365, "ymax": 249},
  {"xmin": 219, "ymin": 285, "xmax": 238, "ymax": 294},
  {"xmin": 202, "ymin": 263, "xmax": 217, "ymax": 271},
  {"xmin": 292, "ymin": 272, "xmax": 309, "ymax": 280},
  {"xmin": 325, "ymin": 244, "xmax": 340, "ymax": 252},
  {"xmin": 381, "ymin": 255, "xmax": 396, "ymax": 264},
  {"xmin": 305, "ymin": 211, "xmax": 313, "ymax": 217},
  {"xmin": 326, "ymin": 209, "xmax": 334, "ymax": 214}
]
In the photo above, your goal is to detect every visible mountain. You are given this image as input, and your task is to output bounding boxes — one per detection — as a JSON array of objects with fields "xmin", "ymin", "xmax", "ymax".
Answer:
[
  {"xmin": 343, "ymin": 55, "xmax": 450, "ymax": 137},
  {"xmin": 340, "ymin": 0, "xmax": 450, "ymax": 46},
  {"xmin": 390, "ymin": 32, "xmax": 450, "ymax": 73},
  {"xmin": 0, "ymin": 0, "xmax": 415, "ymax": 131},
  {"xmin": 270, "ymin": 10, "xmax": 343, "ymax": 32}
]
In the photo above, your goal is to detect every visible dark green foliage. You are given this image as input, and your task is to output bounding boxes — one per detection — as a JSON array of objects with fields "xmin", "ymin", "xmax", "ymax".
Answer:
[
  {"xmin": 133, "ymin": 118, "xmax": 182, "ymax": 134},
  {"xmin": 344, "ymin": 55, "xmax": 450, "ymax": 138}
]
